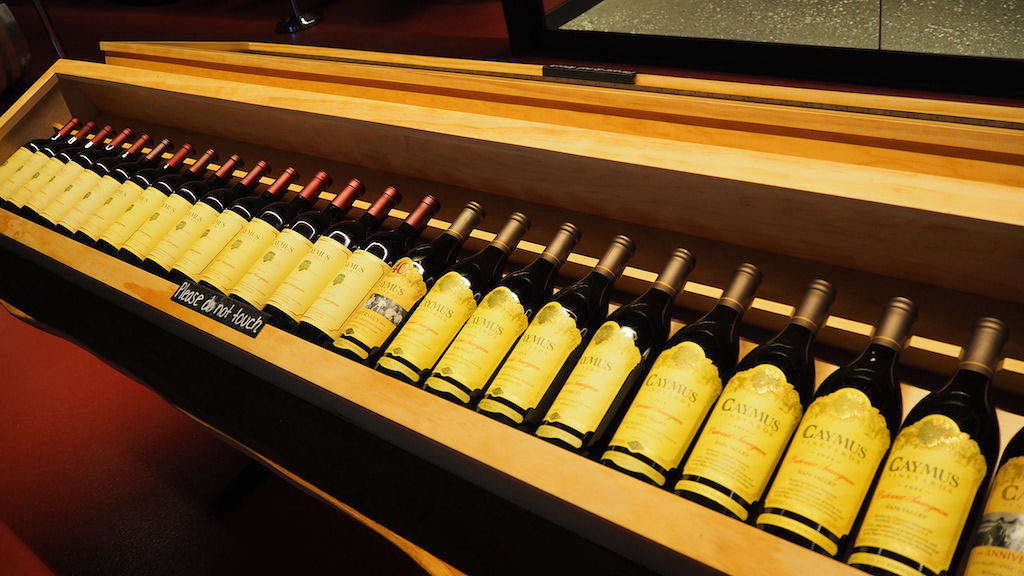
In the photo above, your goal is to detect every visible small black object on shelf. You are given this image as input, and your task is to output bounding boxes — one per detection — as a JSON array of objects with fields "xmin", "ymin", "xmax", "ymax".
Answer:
[{"xmin": 277, "ymin": 0, "xmax": 322, "ymax": 33}]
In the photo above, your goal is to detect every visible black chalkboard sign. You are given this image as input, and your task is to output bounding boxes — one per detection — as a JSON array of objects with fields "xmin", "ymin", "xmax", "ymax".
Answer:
[{"xmin": 171, "ymin": 281, "xmax": 269, "ymax": 338}]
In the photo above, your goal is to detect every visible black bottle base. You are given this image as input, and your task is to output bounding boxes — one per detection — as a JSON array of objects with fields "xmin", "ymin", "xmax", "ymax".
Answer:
[
  {"xmin": 72, "ymin": 231, "xmax": 97, "ymax": 246},
  {"xmin": 116, "ymin": 249, "xmax": 143, "ymax": 267},
  {"xmin": 292, "ymin": 321, "xmax": 333, "ymax": 348},
  {"xmin": 52, "ymin": 224, "xmax": 76, "ymax": 238},
  {"xmin": 755, "ymin": 519, "xmax": 837, "ymax": 559},
  {"xmin": 94, "ymin": 239, "xmax": 118, "ymax": 255},
  {"xmin": 374, "ymin": 359, "xmax": 423, "ymax": 386},
  {"xmin": 673, "ymin": 482, "xmax": 747, "ymax": 522},
  {"xmin": 140, "ymin": 258, "xmax": 170, "ymax": 278},
  {"xmin": 16, "ymin": 205, "xmax": 41, "ymax": 221},
  {"xmin": 264, "ymin": 305, "xmax": 299, "ymax": 332}
]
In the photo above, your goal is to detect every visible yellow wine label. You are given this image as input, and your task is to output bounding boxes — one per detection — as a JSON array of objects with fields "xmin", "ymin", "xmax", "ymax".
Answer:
[
  {"xmin": 265, "ymin": 237, "xmax": 353, "ymax": 321},
  {"xmin": 535, "ymin": 321, "xmax": 643, "ymax": 449},
  {"xmin": 10, "ymin": 156, "xmax": 64, "ymax": 205},
  {"xmin": 377, "ymin": 271, "xmax": 478, "ymax": 382},
  {"xmin": 0, "ymin": 151, "xmax": 48, "ymax": 202},
  {"xmin": 200, "ymin": 218, "xmax": 281, "ymax": 293},
  {"xmin": 333, "ymin": 257, "xmax": 428, "ymax": 360},
  {"xmin": 0, "ymin": 147, "xmax": 35, "ymax": 186},
  {"xmin": 24, "ymin": 162, "xmax": 86, "ymax": 216},
  {"xmin": 675, "ymin": 364, "xmax": 804, "ymax": 520},
  {"xmin": 603, "ymin": 341, "xmax": 723, "ymax": 486},
  {"xmin": 230, "ymin": 229, "xmax": 314, "ymax": 309},
  {"xmin": 46, "ymin": 169, "xmax": 103, "ymax": 228},
  {"xmin": 851, "ymin": 414, "xmax": 988, "ymax": 576},
  {"xmin": 965, "ymin": 456, "xmax": 1024, "ymax": 576},
  {"xmin": 479, "ymin": 302, "xmax": 582, "ymax": 424},
  {"xmin": 425, "ymin": 287, "xmax": 531, "ymax": 401},
  {"xmin": 74, "ymin": 178, "xmax": 138, "ymax": 239},
  {"xmin": 299, "ymin": 250, "xmax": 392, "ymax": 338},
  {"xmin": 145, "ymin": 202, "xmax": 222, "ymax": 270},
  {"xmin": 120, "ymin": 194, "xmax": 195, "ymax": 259},
  {"xmin": 98, "ymin": 185, "xmax": 168, "ymax": 249},
  {"xmin": 758, "ymin": 388, "xmax": 892, "ymax": 556},
  {"xmin": 173, "ymin": 210, "xmax": 249, "ymax": 280}
]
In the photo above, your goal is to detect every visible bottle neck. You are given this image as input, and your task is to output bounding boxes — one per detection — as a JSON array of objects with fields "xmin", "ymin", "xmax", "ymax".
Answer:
[{"xmin": 423, "ymin": 231, "xmax": 464, "ymax": 266}]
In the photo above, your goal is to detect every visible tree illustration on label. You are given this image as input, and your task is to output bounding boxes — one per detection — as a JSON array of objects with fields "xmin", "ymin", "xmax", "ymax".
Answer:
[
  {"xmin": 175, "ymin": 221, "xmax": 186, "ymax": 231},
  {"xmin": 84, "ymin": 191, "xmax": 92, "ymax": 198},
  {"xmin": 149, "ymin": 212, "xmax": 160, "ymax": 221},
  {"xmin": 298, "ymin": 260, "xmax": 311, "ymax": 271},
  {"xmin": 263, "ymin": 252, "xmax": 275, "ymax": 263},
  {"xmin": 230, "ymin": 239, "xmax": 242, "ymax": 250},
  {"xmin": 333, "ymin": 273, "xmax": 346, "ymax": 285}
]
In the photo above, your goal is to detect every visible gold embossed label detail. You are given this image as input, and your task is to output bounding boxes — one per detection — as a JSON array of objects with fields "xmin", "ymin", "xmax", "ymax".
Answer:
[
  {"xmin": 963, "ymin": 455, "xmax": 1024, "ymax": 576},
  {"xmin": 120, "ymin": 194, "xmax": 195, "ymax": 259},
  {"xmin": 0, "ymin": 148, "xmax": 35, "ymax": 189},
  {"xmin": 758, "ymin": 388, "xmax": 891, "ymax": 555},
  {"xmin": 50, "ymin": 170, "xmax": 104, "ymax": 230},
  {"xmin": 201, "ymin": 219, "xmax": 281, "ymax": 293},
  {"xmin": 26, "ymin": 162, "xmax": 86, "ymax": 218},
  {"xmin": 173, "ymin": 210, "xmax": 249, "ymax": 281},
  {"xmin": 146, "ymin": 202, "xmax": 222, "ymax": 270},
  {"xmin": 675, "ymin": 364, "xmax": 804, "ymax": 520},
  {"xmin": 425, "ymin": 287, "xmax": 530, "ymax": 399},
  {"xmin": 299, "ymin": 250, "xmax": 392, "ymax": 338},
  {"xmin": 852, "ymin": 414, "xmax": 988, "ymax": 575},
  {"xmin": 265, "ymin": 237, "xmax": 353, "ymax": 322},
  {"xmin": 230, "ymin": 229, "xmax": 314, "ymax": 309},
  {"xmin": 378, "ymin": 271, "xmax": 478, "ymax": 380},
  {"xmin": 333, "ymin": 257, "xmax": 428, "ymax": 360},
  {"xmin": 604, "ymin": 341, "xmax": 723, "ymax": 485},
  {"xmin": 480, "ymin": 302, "xmax": 582, "ymax": 423},
  {"xmin": 536, "ymin": 321, "xmax": 642, "ymax": 446},
  {"xmin": 0, "ymin": 152, "xmax": 48, "ymax": 203},
  {"xmin": 98, "ymin": 186, "xmax": 168, "ymax": 249}
]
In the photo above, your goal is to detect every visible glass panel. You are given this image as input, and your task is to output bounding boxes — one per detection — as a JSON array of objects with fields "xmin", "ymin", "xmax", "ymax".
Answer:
[{"xmin": 545, "ymin": 0, "xmax": 1024, "ymax": 58}]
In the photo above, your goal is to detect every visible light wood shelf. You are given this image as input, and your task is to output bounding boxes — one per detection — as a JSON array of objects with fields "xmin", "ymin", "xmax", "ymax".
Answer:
[{"xmin": 1, "ymin": 49, "xmax": 1022, "ymax": 575}]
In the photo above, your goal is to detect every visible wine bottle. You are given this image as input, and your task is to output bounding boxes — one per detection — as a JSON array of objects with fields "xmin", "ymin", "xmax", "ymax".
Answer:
[
  {"xmin": 168, "ymin": 167, "xmax": 296, "ymax": 284},
  {"xmin": 28, "ymin": 127, "xmax": 136, "ymax": 225},
  {"xmin": 674, "ymin": 279, "xmax": 835, "ymax": 521},
  {"xmin": 115, "ymin": 148, "xmax": 220, "ymax": 265},
  {"xmin": 92, "ymin": 145, "xmax": 197, "ymax": 254},
  {"xmin": 2, "ymin": 121, "xmax": 98, "ymax": 211},
  {"xmin": 477, "ymin": 235, "xmax": 636, "ymax": 431},
  {"xmin": 333, "ymin": 201, "xmax": 485, "ymax": 363},
  {"xmin": 262, "ymin": 186, "xmax": 402, "ymax": 330},
  {"xmin": 423, "ymin": 222, "xmax": 581, "ymax": 407},
  {"xmin": 52, "ymin": 133, "xmax": 154, "ymax": 237},
  {"xmin": 229, "ymin": 178, "xmax": 366, "ymax": 309},
  {"xmin": 375, "ymin": 212, "xmax": 531, "ymax": 385},
  {"xmin": 14, "ymin": 124, "xmax": 114, "ymax": 218},
  {"xmin": 72, "ymin": 138, "xmax": 175, "ymax": 245},
  {"xmin": 534, "ymin": 248, "xmax": 697, "ymax": 457},
  {"xmin": 756, "ymin": 297, "xmax": 917, "ymax": 558},
  {"xmin": 848, "ymin": 318, "xmax": 1006, "ymax": 576},
  {"xmin": 115, "ymin": 151, "xmax": 241, "ymax": 267},
  {"xmin": 294, "ymin": 194, "xmax": 441, "ymax": 346},
  {"xmin": 600, "ymin": 263, "xmax": 762, "ymax": 487},
  {"xmin": 199, "ymin": 171, "xmax": 332, "ymax": 294},
  {"xmin": 143, "ymin": 160, "xmax": 270, "ymax": 278},
  {"xmin": 0, "ymin": 118, "xmax": 81, "ymax": 206},
  {"xmin": 962, "ymin": 423, "xmax": 1024, "ymax": 576}
]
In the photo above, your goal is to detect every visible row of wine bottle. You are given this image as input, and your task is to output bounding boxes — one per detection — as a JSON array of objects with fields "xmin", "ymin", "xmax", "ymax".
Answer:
[{"xmin": 2, "ymin": 120, "xmax": 1021, "ymax": 576}]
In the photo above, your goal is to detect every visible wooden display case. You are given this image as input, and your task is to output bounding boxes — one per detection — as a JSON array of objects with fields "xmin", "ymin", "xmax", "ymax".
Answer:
[{"xmin": 1, "ymin": 42, "xmax": 1023, "ymax": 575}]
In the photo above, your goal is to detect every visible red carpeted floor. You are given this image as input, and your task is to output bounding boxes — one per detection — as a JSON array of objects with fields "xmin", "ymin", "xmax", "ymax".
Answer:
[{"xmin": 0, "ymin": 309, "xmax": 427, "ymax": 576}]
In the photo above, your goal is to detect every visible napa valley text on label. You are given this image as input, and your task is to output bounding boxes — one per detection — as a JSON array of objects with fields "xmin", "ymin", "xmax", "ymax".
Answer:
[{"xmin": 171, "ymin": 281, "xmax": 269, "ymax": 337}]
